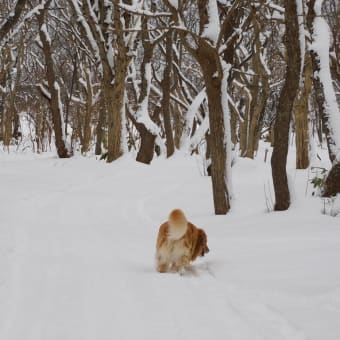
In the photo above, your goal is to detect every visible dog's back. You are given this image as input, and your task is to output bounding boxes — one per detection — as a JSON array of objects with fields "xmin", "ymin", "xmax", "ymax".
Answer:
[
  {"xmin": 155, "ymin": 209, "xmax": 209, "ymax": 273},
  {"xmin": 156, "ymin": 209, "xmax": 189, "ymax": 272}
]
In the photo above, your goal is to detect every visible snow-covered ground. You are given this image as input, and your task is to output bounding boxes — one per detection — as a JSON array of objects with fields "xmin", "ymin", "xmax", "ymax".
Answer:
[{"xmin": 0, "ymin": 144, "xmax": 339, "ymax": 340}]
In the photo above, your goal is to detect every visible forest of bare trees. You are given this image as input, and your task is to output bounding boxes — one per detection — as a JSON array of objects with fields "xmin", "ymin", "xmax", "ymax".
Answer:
[{"xmin": 0, "ymin": 0, "xmax": 339, "ymax": 214}]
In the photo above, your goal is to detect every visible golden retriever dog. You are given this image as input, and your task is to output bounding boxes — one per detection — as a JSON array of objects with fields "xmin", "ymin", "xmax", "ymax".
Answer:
[{"xmin": 155, "ymin": 209, "xmax": 209, "ymax": 273}]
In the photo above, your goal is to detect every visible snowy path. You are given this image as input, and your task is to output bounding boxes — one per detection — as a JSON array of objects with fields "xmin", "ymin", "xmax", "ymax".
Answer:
[{"xmin": 1, "ymin": 153, "xmax": 340, "ymax": 340}]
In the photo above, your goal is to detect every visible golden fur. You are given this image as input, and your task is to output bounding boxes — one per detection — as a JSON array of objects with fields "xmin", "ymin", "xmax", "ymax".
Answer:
[{"xmin": 155, "ymin": 209, "xmax": 209, "ymax": 273}]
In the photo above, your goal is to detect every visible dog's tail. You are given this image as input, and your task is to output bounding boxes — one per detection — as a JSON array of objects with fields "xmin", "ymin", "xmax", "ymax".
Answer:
[{"xmin": 167, "ymin": 209, "xmax": 188, "ymax": 240}]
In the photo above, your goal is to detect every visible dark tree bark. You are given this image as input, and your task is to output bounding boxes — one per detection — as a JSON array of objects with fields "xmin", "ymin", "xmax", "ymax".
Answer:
[
  {"xmin": 95, "ymin": 94, "xmax": 106, "ymax": 156},
  {"xmin": 105, "ymin": 2, "xmax": 129, "ymax": 162},
  {"xmin": 161, "ymin": 30, "xmax": 175, "ymax": 158},
  {"xmin": 271, "ymin": 0, "xmax": 301, "ymax": 210},
  {"xmin": 134, "ymin": 119, "xmax": 157, "ymax": 164},
  {"xmin": 196, "ymin": 43, "xmax": 230, "ymax": 214},
  {"xmin": 0, "ymin": 0, "xmax": 27, "ymax": 44},
  {"xmin": 134, "ymin": 105, "xmax": 162, "ymax": 165},
  {"xmin": 135, "ymin": 18, "xmax": 159, "ymax": 164},
  {"xmin": 323, "ymin": 163, "xmax": 340, "ymax": 197},
  {"xmin": 38, "ymin": 1, "xmax": 70, "ymax": 158},
  {"xmin": 294, "ymin": 52, "xmax": 312, "ymax": 169},
  {"xmin": 243, "ymin": 26, "xmax": 270, "ymax": 159},
  {"xmin": 81, "ymin": 66, "xmax": 93, "ymax": 154}
]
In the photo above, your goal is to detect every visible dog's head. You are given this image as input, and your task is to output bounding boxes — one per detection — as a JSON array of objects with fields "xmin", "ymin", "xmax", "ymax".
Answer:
[{"xmin": 192, "ymin": 229, "xmax": 209, "ymax": 261}]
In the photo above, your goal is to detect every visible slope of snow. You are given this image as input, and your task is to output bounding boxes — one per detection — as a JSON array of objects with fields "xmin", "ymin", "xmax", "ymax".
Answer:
[{"xmin": 0, "ymin": 144, "xmax": 339, "ymax": 340}]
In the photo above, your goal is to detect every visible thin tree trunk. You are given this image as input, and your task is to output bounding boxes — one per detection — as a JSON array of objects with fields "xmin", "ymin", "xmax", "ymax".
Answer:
[
  {"xmin": 3, "ymin": 64, "xmax": 19, "ymax": 147},
  {"xmin": 3, "ymin": 39, "xmax": 23, "ymax": 147},
  {"xmin": 294, "ymin": 53, "xmax": 312, "ymax": 169},
  {"xmin": 244, "ymin": 81, "xmax": 269, "ymax": 158},
  {"xmin": 206, "ymin": 80, "xmax": 230, "ymax": 214},
  {"xmin": 105, "ymin": 81, "xmax": 124, "ymax": 162},
  {"xmin": 81, "ymin": 68, "xmax": 92, "ymax": 154},
  {"xmin": 65, "ymin": 54, "xmax": 78, "ymax": 139},
  {"xmin": 134, "ymin": 18, "xmax": 158, "ymax": 164},
  {"xmin": 161, "ymin": 30, "xmax": 175, "ymax": 158},
  {"xmin": 244, "ymin": 19, "xmax": 270, "ymax": 159},
  {"xmin": 35, "ymin": 109, "xmax": 43, "ymax": 153},
  {"xmin": 198, "ymin": 46, "xmax": 231, "ymax": 214},
  {"xmin": 229, "ymin": 103, "xmax": 238, "ymax": 147},
  {"xmin": 95, "ymin": 94, "xmax": 105, "ymax": 156},
  {"xmin": 238, "ymin": 91, "xmax": 251, "ymax": 155},
  {"xmin": 173, "ymin": 101, "xmax": 183, "ymax": 149},
  {"xmin": 106, "ymin": 2, "xmax": 130, "ymax": 162},
  {"xmin": 271, "ymin": 0, "xmax": 301, "ymax": 211},
  {"xmin": 38, "ymin": 1, "xmax": 70, "ymax": 158}
]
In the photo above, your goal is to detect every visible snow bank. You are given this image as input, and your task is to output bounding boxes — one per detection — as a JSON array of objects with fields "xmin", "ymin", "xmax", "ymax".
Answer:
[{"xmin": 0, "ymin": 144, "xmax": 339, "ymax": 340}]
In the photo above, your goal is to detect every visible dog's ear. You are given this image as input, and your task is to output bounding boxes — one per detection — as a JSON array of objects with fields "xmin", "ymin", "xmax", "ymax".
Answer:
[
  {"xmin": 191, "ymin": 229, "xmax": 207, "ymax": 260},
  {"xmin": 200, "ymin": 230, "xmax": 209, "ymax": 256}
]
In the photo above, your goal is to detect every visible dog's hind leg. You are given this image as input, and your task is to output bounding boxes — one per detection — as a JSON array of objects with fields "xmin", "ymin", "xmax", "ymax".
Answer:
[
  {"xmin": 156, "ymin": 253, "xmax": 169, "ymax": 273},
  {"xmin": 157, "ymin": 262, "xmax": 168, "ymax": 273}
]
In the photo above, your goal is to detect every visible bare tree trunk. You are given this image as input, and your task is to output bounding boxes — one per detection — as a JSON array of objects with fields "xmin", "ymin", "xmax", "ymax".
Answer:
[
  {"xmin": 106, "ymin": 3, "xmax": 130, "ymax": 162},
  {"xmin": 294, "ymin": 53, "xmax": 312, "ymax": 169},
  {"xmin": 38, "ymin": 1, "xmax": 70, "ymax": 158},
  {"xmin": 161, "ymin": 30, "xmax": 175, "ymax": 158},
  {"xmin": 3, "ymin": 45, "xmax": 20, "ymax": 147},
  {"xmin": 65, "ymin": 53, "xmax": 78, "ymax": 139},
  {"xmin": 4, "ymin": 90, "xmax": 17, "ymax": 147},
  {"xmin": 323, "ymin": 163, "xmax": 340, "ymax": 197},
  {"xmin": 81, "ymin": 68, "xmax": 92, "ymax": 154},
  {"xmin": 198, "ymin": 47, "xmax": 231, "ymax": 214},
  {"xmin": 238, "ymin": 91, "xmax": 251, "ymax": 155},
  {"xmin": 35, "ymin": 109, "xmax": 43, "ymax": 153},
  {"xmin": 0, "ymin": 0, "xmax": 27, "ymax": 44},
  {"xmin": 0, "ymin": 55, "xmax": 6, "ymax": 141},
  {"xmin": 132, "ymin": 97, "xmax": 162, "ymax": 164},
  {"xmin": 243, "ymin": 18, "xmax": 270, "ymax": 159},
  {"xmin": 163, "ymin": 0, "xmax": 234, "ymax": 214},
  {"xmin": 173, "ymin": 101, "xmax": 184, "ymax": 149},
  {"xmin": 172, "ymin": 40, "xmax": 186, "ymax": 150},
  {"xmin": 229, "ymin": 98, "xmax": 238, "ymax": 147},
  {"xmin": 135, "ymin": 119, "xmax": 157, "ymax": 164},
  {"xmin": 95, "ymin": 94, "xmax": 105, "ymax": 156},
  {"xmin": 271, "ymin": 0, "xmax": 301, "ymax": 211},
  {"xmin": 244, "ymin": 79, "xmax": 269, "ymax": 158},
  {"xmin": 104, "ymin": 84, "xmax": 123, "ymax": 162},
  {"xmin": 134, "ymin": 17, "xmax": 159, "ymax": 164}
]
